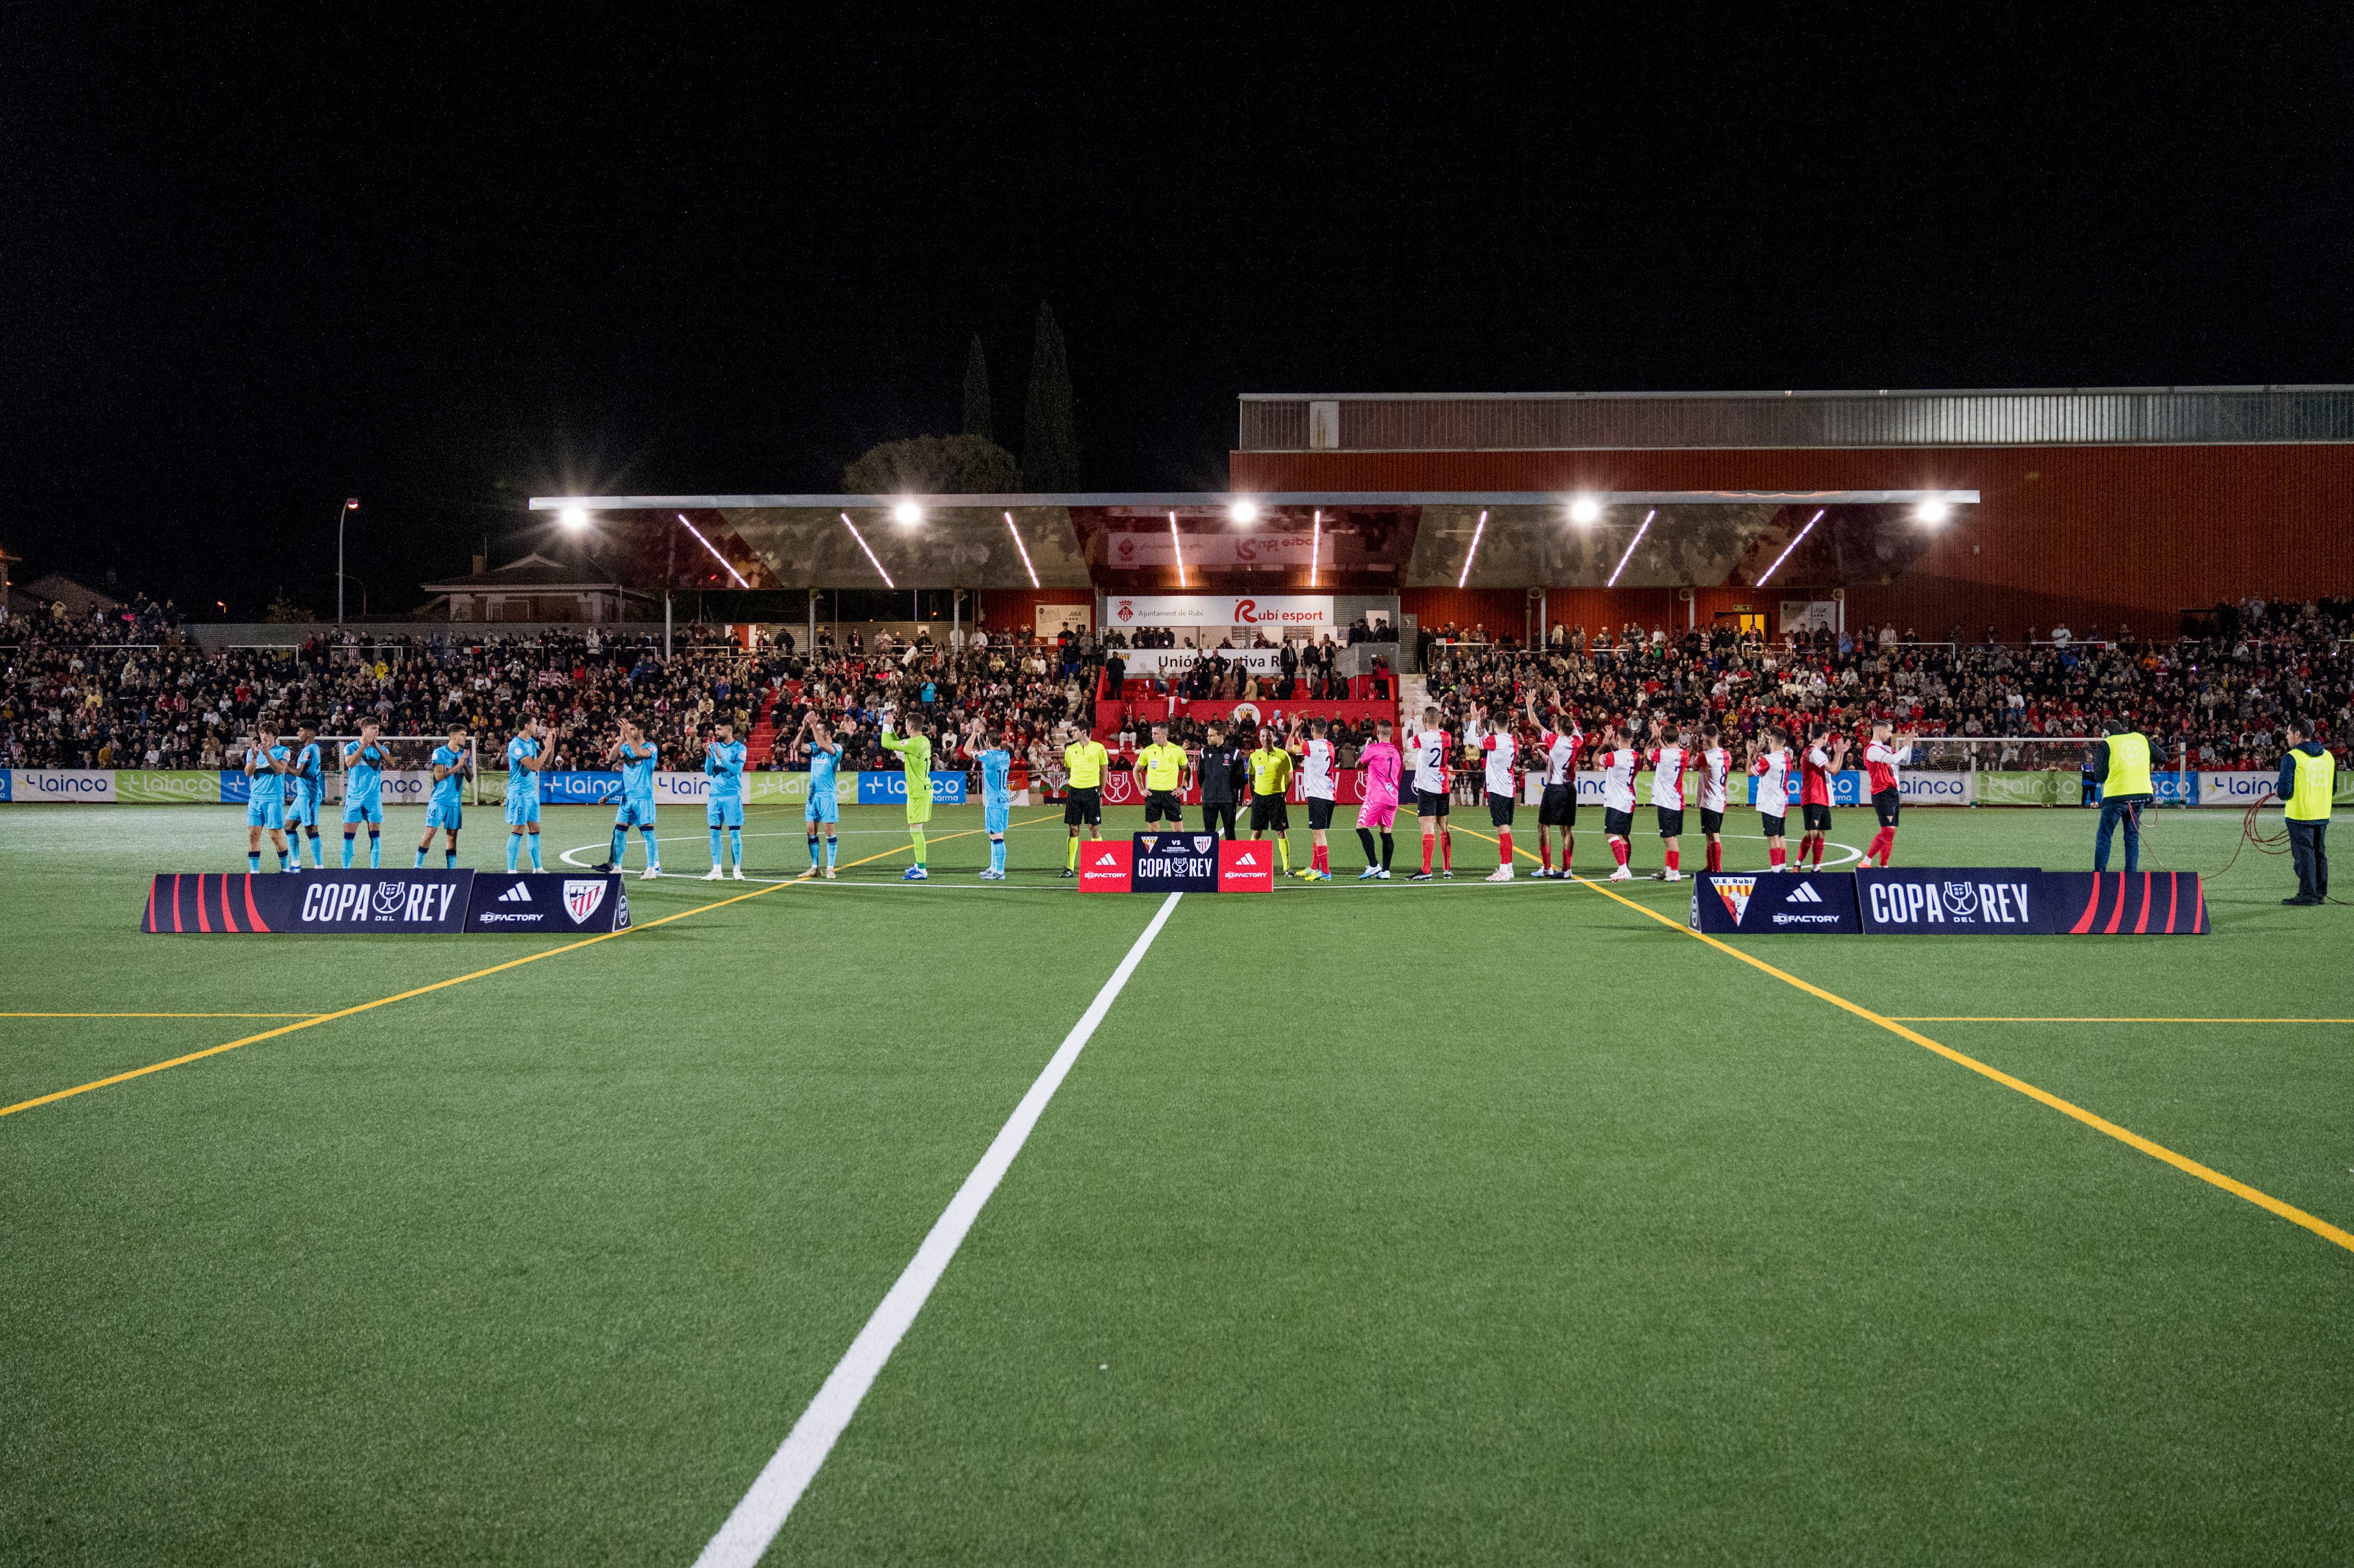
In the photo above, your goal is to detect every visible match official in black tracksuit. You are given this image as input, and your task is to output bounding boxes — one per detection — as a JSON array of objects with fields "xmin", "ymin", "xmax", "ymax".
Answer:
[{"xmin": 1196, "ymin": 725, "xmax": 1247, "ymax": 840}]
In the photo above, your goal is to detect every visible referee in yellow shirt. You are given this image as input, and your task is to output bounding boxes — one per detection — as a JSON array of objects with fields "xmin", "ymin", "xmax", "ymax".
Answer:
[
  {"xmin": 1061, "ymin": 726, "xmax": 1111, "ymax": 877},
  {"xmin": 1247, "ymin": 726, "xmax": 1296, "ymax": 874},
  {"xmin": 1134, "ymin": 722, "xmax": 1191, "ymax": 828}
]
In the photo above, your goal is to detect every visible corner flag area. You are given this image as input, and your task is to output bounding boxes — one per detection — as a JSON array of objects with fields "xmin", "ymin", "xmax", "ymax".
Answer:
[{"xmin": 6, "ymin": 801, "xmax": 2352, "ymax": 1563}]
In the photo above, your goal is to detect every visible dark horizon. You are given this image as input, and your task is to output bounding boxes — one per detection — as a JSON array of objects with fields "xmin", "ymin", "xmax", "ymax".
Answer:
[{"xmin": 6, "ymin": 7, "xmax": 2350, "ymax": 619}]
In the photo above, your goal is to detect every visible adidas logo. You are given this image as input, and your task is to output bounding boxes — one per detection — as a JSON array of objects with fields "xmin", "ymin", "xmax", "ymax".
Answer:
[
  {"xmin": 1787, "ymin": 881, "xmax": 1824, "ymax": 904},
  {"xmin": 496, "ymin": 882, "xmax": 533, "ymax": 904}
]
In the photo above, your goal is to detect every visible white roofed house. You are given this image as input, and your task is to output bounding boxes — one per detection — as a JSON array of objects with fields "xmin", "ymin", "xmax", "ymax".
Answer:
[{"xmin": 418, "ymin": 552, "xmax": 653, "ymax": 623}]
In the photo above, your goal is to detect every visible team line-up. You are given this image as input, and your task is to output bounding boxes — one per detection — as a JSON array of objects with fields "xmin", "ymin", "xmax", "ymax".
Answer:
[{"xmin": 216, "ymin": 701, "xmax": 1918, "ymax": 885}]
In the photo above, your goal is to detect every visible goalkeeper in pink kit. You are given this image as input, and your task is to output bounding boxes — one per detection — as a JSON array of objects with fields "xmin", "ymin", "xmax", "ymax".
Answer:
[{"xmin": 1353, "ymin": 717, "xmax": 1403, "ymax": 880}]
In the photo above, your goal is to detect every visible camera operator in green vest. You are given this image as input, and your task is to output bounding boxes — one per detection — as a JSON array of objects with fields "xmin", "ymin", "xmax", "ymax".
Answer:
[
  {"xmin": 2091, "ymin": 718, "xmax": 2155, "ymax": 872},
  {"xmin": 2276, "ymin": 718, "xmax": 2334, "ymax": 907}
]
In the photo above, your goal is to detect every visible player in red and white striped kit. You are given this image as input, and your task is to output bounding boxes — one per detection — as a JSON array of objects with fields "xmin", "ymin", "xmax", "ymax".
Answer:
[
  {"xmin": 1406, "ymin": 704, "xmax": 1455, "ymax": 881},
  {"xmin": 1474, "ymin": 704, "xmax": 1520, "ymax": 881},
  {"xmin": 1750, "ymin": 726, "xmax": 1793, "ymax": 870},
  {"xmin": 1597, "ymin": 723, "xmax": 1641, "ymax": 881},
  {"xmin": 1524, "ymin": 692, "xmax": 1582, "ymax": 878},
  {"xmin": 1694, "ymin": 723, "xmax": 1733, "ymax": 874},
  {"xmin": 1645, "ymin": 718, "xmax": 1690, "ymax": 882},
  {"xmin": 1860, "ymin": 718, "xmax": 1917, "ymax": 867},
  {"xmin": 1796, "ymin": 724, "xmax": 1847, "ymax": 869}
]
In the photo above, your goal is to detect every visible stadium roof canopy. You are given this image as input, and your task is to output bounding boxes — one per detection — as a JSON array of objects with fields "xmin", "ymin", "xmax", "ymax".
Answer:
[
  {"xmin": 1236, "ymin": 386, "xmax": 2354, "ymax": 451},
  {"xmin": 528, "ymin": 492, "xmax": 1977, "ymax": 593}
]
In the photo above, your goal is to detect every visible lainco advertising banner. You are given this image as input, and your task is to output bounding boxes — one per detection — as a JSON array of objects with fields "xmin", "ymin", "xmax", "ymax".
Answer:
[
  {"xmin": 1689, "ymin": 872, "xmax": 1862, "ymax": 934},
  {"xmin": 145, "ymin": 870, "xmax": 474, "ymax": 933},
  {"xmin": 1855, "ymin": 868, "xmax": 2054, "ymax": 934}
]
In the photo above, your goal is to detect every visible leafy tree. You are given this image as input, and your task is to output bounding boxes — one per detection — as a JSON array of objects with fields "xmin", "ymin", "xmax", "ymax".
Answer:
[
  {"xmin": 1020, "ymin": 300, "xmax": 1079, "ymax": 491},
  {"xmin": 264, "ymin": 593, "xmax": 317, "ymax": 624},
  {"xmin": 962, "ymin": 334, "xmax": 993, "ymax": 443},
  {"xmin": 843, "ymin": 433, "xmax": 1021, "ymax": 494}
]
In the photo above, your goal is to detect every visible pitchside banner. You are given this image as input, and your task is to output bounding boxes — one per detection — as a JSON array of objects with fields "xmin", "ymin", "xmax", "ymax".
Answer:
[
  {"xmin": 1855, "ymin": 868, "xmax": 2054, "ymax": 934},
  {"xmin": 145, "ymin": 870, "xmax": 474, "ymax": 933},
  {"xmin": 463, "ymin": 871, "xmax": 630, "ymax": 933},
  {"xmin": 1130, "ymin": 832, "xmax": 1221, "ymax": 892},
  {"xmin": 2045, "ymin": 871, "xmax": 2209, "ymax": 935},
  {"xmin": 1689, "ymin": 872, "xmax": 1862, "ymax": 934}
]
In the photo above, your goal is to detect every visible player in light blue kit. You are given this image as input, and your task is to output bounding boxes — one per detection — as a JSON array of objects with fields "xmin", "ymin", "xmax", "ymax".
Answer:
[
  {"xmin": 793, "ymin": 712, "xmax": 850, "ymax": 879},
  {"xmin": 339, "ymin": 721, "xmax": 390, "ymax": 868},
  {"xmin": 504, "ymin": 717, "xmax": 556, "ymax": 871},
  {"xmin": 243, "ymin": 728, "xmax": 292, "ymax": 872},
  {"xmin": 414, "ymin": 726, "xmax": 472, "ymax": 868},
  {"xmin": 702, "ymin": 720, "xmax": 749, "ymax": 880},
  {"xmin": 963, "ymin": 718, "xmax": 1014, "ymax": 879},
  {"xmin": 284, "ymin": 725, "xmax": 325, "ymax": 869},
  {"xmin": 599, "ymin": 718, "xmax": 662, "ymax": 879}
]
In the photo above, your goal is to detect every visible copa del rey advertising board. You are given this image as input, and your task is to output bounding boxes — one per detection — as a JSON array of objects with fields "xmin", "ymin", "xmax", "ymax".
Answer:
[{"xmin": 1107, "ymin": 595, "xmax": 1334, "ymax": 628}]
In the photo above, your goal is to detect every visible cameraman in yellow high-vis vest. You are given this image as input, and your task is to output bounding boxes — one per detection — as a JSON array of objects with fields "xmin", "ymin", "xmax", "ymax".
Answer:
[
  {"xmin": 2276, "ymin": 718, "xmax": 2334, "ymax": 906},
  {"xmin": 2091, "ymin": 718, "xmax": 2155, "ymax": 872}
]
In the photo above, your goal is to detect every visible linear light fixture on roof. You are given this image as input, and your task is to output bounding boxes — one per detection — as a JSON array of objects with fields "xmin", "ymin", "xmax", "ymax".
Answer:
[
  {"xmin": 678, "ymin": 514, "xmax": 751, "ymax": 587},
  {"xmin": 1169, "ymin": 511, "xmax": 1187, "ymax": 588},
  {"xmin": 1310, "ymin": 509, "xmax": 1320, "ymax": 588},
  {"xmin": 839, "ymin": 512, "xmax": 893, "ymax": 588},
  {"xmin": 1755, "ymin": 509, "xmax": 1825, "ymax": 588},
  {"xmin": 1003, "ymin": 512, "xmax": 1039, "ymax": 589},
  {"xmin": 1457, "ymin": 509, "xmax": 1489, "ymax": 589},
  {"xmin": 1606, "ymin": 509, "xmax": 1655, "ymax": 589}
]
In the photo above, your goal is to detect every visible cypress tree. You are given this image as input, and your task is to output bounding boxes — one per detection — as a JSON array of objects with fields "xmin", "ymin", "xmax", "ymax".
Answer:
[
  {"xmin": 1020, "ymin": 301, "xmax": 1080, "ymax": 491},
  {"xmin": 961, "ymin": 334, "xmax": 993, "ymax": 444}
]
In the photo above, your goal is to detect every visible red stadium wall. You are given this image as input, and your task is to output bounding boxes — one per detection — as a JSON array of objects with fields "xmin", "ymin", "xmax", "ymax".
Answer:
[
  {"xmin": 978, "ymin": 587, "xmax": 1093, "ymax": 635},
  {"xmin": 1237, "ymin": 445, "xmax": 2354, "ymax": 638}
]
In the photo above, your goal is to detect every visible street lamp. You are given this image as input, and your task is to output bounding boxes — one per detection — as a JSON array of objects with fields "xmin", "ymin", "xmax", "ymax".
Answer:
[{"xmin": 335, "ymin": 498, "xmax": 360, "ymax": 623}]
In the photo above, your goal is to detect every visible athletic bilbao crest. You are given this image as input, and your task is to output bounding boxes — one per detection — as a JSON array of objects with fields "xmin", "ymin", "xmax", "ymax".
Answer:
[
  {"xmin": 564, "ymin": 879, "xmax": 609, "ymax": 925},
  {"xmin": 1714, "ymin": 876, "xmax": 1758, "ymax": 924}
]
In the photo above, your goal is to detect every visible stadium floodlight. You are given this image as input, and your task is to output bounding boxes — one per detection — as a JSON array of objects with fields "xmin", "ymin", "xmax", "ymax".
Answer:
[
  {"xmin": 1568, "ymin": 495, "xmax": 1602, "ymax": 525},
  {"xmin": 1605, "ymin": 508, "xmax": 1656, "ymax": 589},
  {"xmin": 840, "ymin": 512, "xmax": 894, "ymax": 588},
  {"xmin": 893, "ymin": 500, "xmax": 923, "ymax": 526},
  {"xmin": 1457, "ymin": 509, "xmax": 1489, "ymax": 590},
  {"xmin": 677, "ymin": 513, "xmax": 751, "ymax": 587},
  {"xmin": 1229, "ymin": 499, "xmax": 1258, "ymax": 524},
  {"xmin": 558, "ymin": 505, "xmax": 591, "ymax": 531},
  {"xmin": 1915, "ymin": 498, "xmax": 1952, "ymax": 524},
  {"xmin": 1169, "ymin": 511, "xmax": 1188, "ymax": 589},
  {"xmin": 1756, "ymin": 508, "xmax": 1825, "ymax": 587},
  {"xmin": 1003, "ymin": 511, "xmax": 1039, "ymax": 588}
]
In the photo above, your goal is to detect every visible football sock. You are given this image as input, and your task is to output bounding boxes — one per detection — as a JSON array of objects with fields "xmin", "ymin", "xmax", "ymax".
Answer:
[
  {"xmin": 808, "ymin": 833, "xmax": 821, "ymax": 867},
  {"xmin": 728, "ymin": 826, "xmax": 743, "ymax": 867},
  {"xmin": 1441, "ymin": 830, "xmax": 1452, "ymax": 871},
  {"xmin": 506, "ymin": 834, "xmax": 520, "ymax": 871},
  {"xmin": 990, "ymin": 837, "xmax": 1005, "ymax": 872},
  {"xmin": 610, "ymin": 828, "xmax": 627, "ymax": 865},
  {"xmin": 1665, "ymin": 847, "xmax": 1680, "ymax": 872},
  {"xmin": 1357, "ymin": 827, "xmax": 1378, "ymax": 865},
  {"xmin": 1421, "ymin": 837, "xmax": 1434, "ymax": 873},
  {"xmin": 908, "ymin": 826, "xmax": 924, "ymax": 867},
  {"xmin": 1276, "ymin": 839, "xmax": 1290, "ymax": 872},
  {"xmin": 368, "ymin": 831, "xmax": 382, "ymax": 869},
  {"xmin": 1707, "ymin": 841, "xmax": 1722, "ymax": 872},
  {"xmin": 1539, "ymin": 837, "xmax": 1552, "ymax": 871},
  {"xmin": 825, "ymin": 835, "xmax": 838, "ymax": 869},
  {"xmin": 1498, "ymin": 829, "xmax": 1512, "ymax": 866},
  {"xmin": 277, "ymin": 850, "xmax": 288, "ymax": 870},
  {"xmin": 709, "ymin": 829, "xmax": 723, "ymax": 867},
  {"xmin": 525, "ymin": 835, "xmax": 539, "ymax": 871},
  {"xmin": 641, "ymin": 828, "xmax": 660, "ymax": 871},
  {"xmin": 304, "ymin": 832, "xmax": 320, "ymax": 866},
  {"xmin": 413, "ymin": 848, "xmax": 426, "ymax": 868},
  {"xmin": 1380, "ymin": 831, "xmax": 1394, "ymax": 869},
  {"xmin": 1066, "ymin": 837, "xmax": 1080, "ymax": 870},
  {"xmin": 342, "ymin": 835, "xmax": 356, "ymax": 868},
  {"xmin": 249, "ymin": 852, "xmax": 261, "ymax": 872},
  {"xmin": 1611, "ymin": 837, "xmax": 1630, "ymax": 868},
  {"xmin": 1770, "ymin": 845, "xmax": 1786, "ymax": 867},
  {"xmin": 1563, "ymin": 833, "xmax": 1573, "ymax": 871},
  {"xmin": 444, "ymin": 852, "xmax": 457, "ymax": 870}
]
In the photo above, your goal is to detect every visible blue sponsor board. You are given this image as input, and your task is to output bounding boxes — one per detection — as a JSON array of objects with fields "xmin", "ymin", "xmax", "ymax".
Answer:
[
  {"xmin": 0, "ymin": 770, "xmax": 9, "ymax": 802},
  {"xmin": 219, "ymin": 770, "xmax": 252, "ymax": 803},
  {"xmin": 1689, "ymin": 871, "xmax": 1862, "ymax": 934},
  {"xmin": 145, "ymin": 870, "xmax": 473, "ymax": 933},
  {"xmin": 539, "ymin": 770, "xmax": 625, "ymax": 804},
  {"xmin": 856, "ymin": 770, "xmax": 970, "ymax": 805},
  {"xmin": 463, "ymin": 871, "xmax": 630, "ymax": 933},
  {"xmin": 1855, "ymin": 868, "xmax": 2052, "ymax": 934},
  {"xmin": 1131, "ymin": 831, "xmax": 1222, "ymax": 892}
]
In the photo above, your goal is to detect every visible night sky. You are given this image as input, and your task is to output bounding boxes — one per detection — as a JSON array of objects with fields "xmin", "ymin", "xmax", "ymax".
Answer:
[{"xmin": 6, "ymin": 7, "xmax": 2350, "ymax": 618}]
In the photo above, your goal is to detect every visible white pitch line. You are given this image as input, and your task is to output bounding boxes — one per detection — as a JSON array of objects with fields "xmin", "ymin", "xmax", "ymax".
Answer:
[{"xmin": 690, "ymin": 890, "xmax": 1186, "ymax": 1568}]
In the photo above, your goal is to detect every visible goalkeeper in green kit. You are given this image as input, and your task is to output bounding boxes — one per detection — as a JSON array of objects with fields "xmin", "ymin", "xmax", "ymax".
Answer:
[{"xmin": 879, "ymin": 710, "xmax": 935, "ymax": 881}]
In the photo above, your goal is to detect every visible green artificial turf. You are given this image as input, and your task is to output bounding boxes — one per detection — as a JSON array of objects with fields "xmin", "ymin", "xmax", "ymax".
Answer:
[{"xmin": 2, "ymin": 801, "xmax": 2350, "ymax": 1564}]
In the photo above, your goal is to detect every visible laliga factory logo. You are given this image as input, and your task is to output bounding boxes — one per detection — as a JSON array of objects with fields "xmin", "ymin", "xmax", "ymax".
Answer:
[
  {"xmin": 1086, "ymin": 844, "xmax": 1120, "ymax": 868},
  {"xmin": 564, "ymin": 879, "xmax": 608, "ymax": 925},
  {"xmin": 1943, "ymin": 881, "xmax": 1980, "ymax": 921},
  {"xmin": 1115, "ymin": 599, "xmax": 1135, "ymax": 622},
  {"xmin": 1714, "ymin": 876, "xmax": 1758, "ymax": 923},
  {"xmin": 1786, "ymin": 882, "xmax": 1825, "ymax": 904},
  {"xmin": 1233, "ymin": 598, "xmax": 1262, "ymax": 623},
  {"xmin": 371, "ymin": 881, "xmax": 407, "ymax": 919}
]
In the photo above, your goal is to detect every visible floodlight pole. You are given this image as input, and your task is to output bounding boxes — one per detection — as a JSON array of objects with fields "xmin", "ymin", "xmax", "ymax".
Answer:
[{"xmin": 335, "ymin": 499, "xmax": 358, "ymax": 623}]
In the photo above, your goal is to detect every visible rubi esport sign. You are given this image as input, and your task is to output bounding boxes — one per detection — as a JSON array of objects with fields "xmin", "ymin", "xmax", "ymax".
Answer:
[
  {"xmin": 1689, "ymin": 872, "xmax": 1861, "ymax": 934},
  {"xmin": 145, "ymin": 870, "xmax": 473, "ymax": 934},
  {"xmin": 1855, "ymin": 868, "xmax": 2053, "ymax": 934},
  {"xmin": 462, "ymin": 872, "xmax": 630, "ymax": 934}
]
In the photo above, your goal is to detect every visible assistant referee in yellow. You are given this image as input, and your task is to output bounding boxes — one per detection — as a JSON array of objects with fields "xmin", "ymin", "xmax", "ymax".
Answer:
[
  {"xmin": 2277, "ymin": 718, "xmax": 2334, "ymax": 906},
  {"xmin": 2091, "ymin": 718, "xmax": 2155, "ymax": 872},
  {"xmin": 1059, "ymin": 726, "xmax": 1110, "ymax": 878}
]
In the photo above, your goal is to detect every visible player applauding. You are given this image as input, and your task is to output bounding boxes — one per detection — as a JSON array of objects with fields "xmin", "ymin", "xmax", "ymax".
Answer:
[
  {"xmin": 1526, "ymin": 692, "xmax": 1583, "ymax": 879},
  {"xmin": 963, "ymin": 720, "xmax": 1015, "ymax": 879},
  {"xmin": 285, "ymin": 725, "xmax": 325, "ymax": 870},
  {"xmin": 342, "ymin": 721, "xmax": 390, "ymax": 869},
  {"xmin": 600, "ymin": 719, "xmax": 661, "ymax": 879},
  {"xmin": 415, "ymin": 726, "xmax": 471, "ymax": 869},
  {"xmin": 798, "ymin": 714, "xmax": 848, "ymax": 879},
  {"xmin": 1796, "ymin": 724, "xmax": 1846, "ymax": 871},
  {"xmin": 1860, "ymin": 718, "xmax": 1917, "ymax": 868},
  {"xmin": 1695, "ymin": 724, "xmax": 1732, "ymax": 875},
  {"xmin": 1597, "ymin": 723, "xmax": 1641, "ymax": 881},
  {"xmin": 1406, "ymin": 704, "xmax": 1454, "ymax": 881},
  {"xmin": 1475, "ymin": 704, "xmax": 1520, "ymax": 881},
  {"xmin": 503, "ymin": 717, "xmax": 554, "ymax": 872},
  {"xmin": 1354, "ymin": 717, "xmax": 1402, "ymax": 880},
  {"xmin": 704, "ymin": 720, "xmax": 749, "ymax": 880},
  {"xmin": 243, "ymin": 728, "xmax": 291, "ymax": 873},
  {"xmin": 1646, "ymin": 718, "xmax": 1690, "ymax": 881},
  {"xmin": 1291, "ymin": 718, "xmax": 1338, "ymax": 881},
  {"xmin": 1750, "ymin": 726, "xmax": 1792, "ymax": 871}
]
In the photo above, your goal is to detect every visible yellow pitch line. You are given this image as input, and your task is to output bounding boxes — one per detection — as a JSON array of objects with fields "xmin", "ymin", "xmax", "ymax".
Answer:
[
  {"xmin": 0, "ymin": 822, "xmax": 1029, "ymax": 1123},
  {"xmin": 0, "ymin": 1012, "xmax": 325, "ymax": 1020},
  {"xmin": 1450, "ymin": 825, "xmax": 2354, "ymax": 1258},
  {"xmin": 1892, "ymin": 1016, "xmax": 2354, "ymax": 1025}
]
